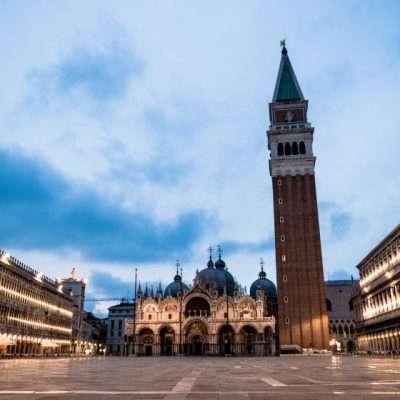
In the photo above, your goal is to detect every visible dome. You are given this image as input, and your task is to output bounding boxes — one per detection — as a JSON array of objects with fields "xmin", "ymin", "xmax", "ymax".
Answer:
[
  {"xmin": 250, "ymin": 267, "xmax": 277, "ymax": 299},
  {"xmin": 164, "ymin": 279, "xmax": 189, "ymax": 298},
  {"xmin": 214, "ymin": 257, "xmax": 226, "ymax": 269},
  {"xmin": 197, "ymin": 266, "xmax": 235, "ymax": 296},
  {"xmin": 164, "ymin": 268, "xmax": 189, "ymax": 298}
]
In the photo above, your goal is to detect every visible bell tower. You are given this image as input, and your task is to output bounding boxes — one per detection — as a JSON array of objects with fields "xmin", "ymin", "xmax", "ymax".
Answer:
[{"xmin": 267, "ymin": 41, "xmax": 329, "ymax": 350}]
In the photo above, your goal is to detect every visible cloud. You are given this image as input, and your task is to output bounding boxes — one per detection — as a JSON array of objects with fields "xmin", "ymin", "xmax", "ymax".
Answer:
[
  {"xmin": 330, "ymin": 212, "xmax": 353, "ymax": 238},
  {"xmin": 26, "ymin": 43, "xmax": 143, "ymax": 106},
  {"xmin": 220, "ymin": 239, "xmax": 274, "ymax": 255},
  {"xmin": 0, "ymin": 148, "xmax": 208, "ymax": 263},
  {"xmin": 0, "ymin": 1, "xmax": 399, "ymax": 300}
]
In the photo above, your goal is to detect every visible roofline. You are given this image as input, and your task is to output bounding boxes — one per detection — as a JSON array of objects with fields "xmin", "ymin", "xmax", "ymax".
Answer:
[
  {"xmin": 325, "ymin": 279, "xmax": 359, "ymax": 286},
  {"xmin": 272, "ymin": 50, "xmax": 304, "ymax": 103},
  {"xmin": 356, "ymin": 224, "xmax": 400, "ymax": 269}
]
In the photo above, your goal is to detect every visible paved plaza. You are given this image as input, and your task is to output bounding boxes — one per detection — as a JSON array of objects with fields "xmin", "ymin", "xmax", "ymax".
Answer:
[{"xmin": 0, "ymin": 355, "xmax": 400, "ymax": 399}]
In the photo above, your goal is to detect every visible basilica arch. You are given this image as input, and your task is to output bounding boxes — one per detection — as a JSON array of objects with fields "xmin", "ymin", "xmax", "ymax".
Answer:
[
  {"xmin": 137, "ymin": 327, "xmax": 154, "ymax": 356},
  {"xmin": 184, "ymin": 319, "xmax": 208, "ymax": 355},
  {"xmin": 240, "ymin": 325, "xmax": 258, "ymax": 355},
  {"xmin": 159, "ymin": 325, "xmax": 175, "ymax": 356},
  {"xmin": 218, "ymin": 324, "xmax": 235, "ymax": 355}
]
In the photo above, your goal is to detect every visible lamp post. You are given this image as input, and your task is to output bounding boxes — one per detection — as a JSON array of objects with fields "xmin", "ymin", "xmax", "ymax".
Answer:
[
  {"xmin": 177, "ymin": 262, "xmax": 183, "ymax": 355},
  {"xmin": 132, "ymin": 268, "xmax": 137, "ymax": 356}
]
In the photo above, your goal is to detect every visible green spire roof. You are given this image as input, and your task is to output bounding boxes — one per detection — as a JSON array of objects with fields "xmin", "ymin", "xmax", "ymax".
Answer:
[{"xmin": 272, "ymin": 45, "xmax": 304, "ymax": 102}]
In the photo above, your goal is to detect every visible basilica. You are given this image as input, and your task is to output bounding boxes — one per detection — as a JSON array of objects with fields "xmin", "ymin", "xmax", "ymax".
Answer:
[{"xmin": 127, "ymin": 251, "xmax": 277, "ymax": 356}]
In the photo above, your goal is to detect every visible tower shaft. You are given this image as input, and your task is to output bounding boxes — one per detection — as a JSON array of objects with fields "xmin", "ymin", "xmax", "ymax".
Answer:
[{"xmin": 267, "ymin": 45, "xmax": 329, "ymax": 349}]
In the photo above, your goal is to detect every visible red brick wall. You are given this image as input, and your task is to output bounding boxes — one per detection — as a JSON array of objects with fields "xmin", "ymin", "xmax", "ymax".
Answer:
[{"xmin": 272, "ymin": 174, "xmax": 329, "ymax": 349}]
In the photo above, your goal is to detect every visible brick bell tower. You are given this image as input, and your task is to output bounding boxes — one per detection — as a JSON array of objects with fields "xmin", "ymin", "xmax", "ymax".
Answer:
[{"xmin": 267, "ymin": 41, "xmax": 329, "ymax": 350}]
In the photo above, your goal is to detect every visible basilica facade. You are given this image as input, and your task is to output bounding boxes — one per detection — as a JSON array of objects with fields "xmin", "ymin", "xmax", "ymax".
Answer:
[{"xmin": 126, "ymin": 253, "xmax": 277, "ymax": 356}]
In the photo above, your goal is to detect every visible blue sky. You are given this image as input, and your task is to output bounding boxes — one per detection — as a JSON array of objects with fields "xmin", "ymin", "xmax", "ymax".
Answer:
[{"xmin": 1, "ymin": 1, "xmax": 399, "ymax": 315}]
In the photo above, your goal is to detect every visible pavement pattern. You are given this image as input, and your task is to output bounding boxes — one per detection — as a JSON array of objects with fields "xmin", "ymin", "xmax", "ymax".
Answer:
[{"xmin": 0, "ymin": 355, "xmax": 400, "ymax": 399}]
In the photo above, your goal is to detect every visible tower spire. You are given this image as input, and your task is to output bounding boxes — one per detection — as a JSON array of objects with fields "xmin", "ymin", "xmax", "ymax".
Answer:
[{"xmin": 272, "ymin": 40, "xmax": 304, "ymax": 102}]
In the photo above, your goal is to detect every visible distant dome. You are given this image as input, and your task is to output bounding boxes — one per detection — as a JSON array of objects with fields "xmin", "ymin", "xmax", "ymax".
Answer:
[
  {"xmin": 164, "ymin": 280, "xmax": 189, "ymax": 298},
  {"xmin": 214, "ymin": 257, "xmax": 226, "ymax": 269},
  {"xmin": 197, "ymin": 265, "xmax": 235, "ymax": 296},
  {"xmin": 164, "ymin": 270, "xmax": 189, "ymax": 297},
  {"xmin": 250, "ymin": 268, "xmax": 277, "ymax": 299}
]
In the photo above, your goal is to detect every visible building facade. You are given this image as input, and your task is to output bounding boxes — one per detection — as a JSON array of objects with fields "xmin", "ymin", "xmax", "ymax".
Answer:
[
  {"xmin": 354, "ymin": 225, "xmax": 400, "ymax": 353},
  {"xmin": 325, "ymin": 280, "xmax": 357, "ymax": 352},
  {"xmin": 59, "ymin": 268, "xmax": 91, "ymax": 354},
  {"xmin": 125, "ymin": 255, "xmax": 277, "ymax": 356},
  {"xmin": 106, "ymin": 300, "xmax": 134, "ymax": 355},
  {"xmin": 0, "ymin": 250, "xmax": 73, "ymax": 355},
  {"xmin": 266, "ymin": 42, "xmax": 329, "ymax": 350}
]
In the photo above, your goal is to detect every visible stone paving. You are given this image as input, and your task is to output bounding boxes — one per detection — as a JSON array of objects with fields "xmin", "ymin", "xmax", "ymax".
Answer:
[{"xmin": 0, "ymin": 355, "xmax": 400, "ymax": 399}]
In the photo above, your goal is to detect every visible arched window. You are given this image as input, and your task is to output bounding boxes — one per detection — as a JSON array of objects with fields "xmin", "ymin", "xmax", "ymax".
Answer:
[
  {"xmin": 277, "ymin": 143, "xmax": 284, "ymax": 156},
  {"xmin": 326, "ymin": 299, "xmax": 332, "ymax": 312},
  {"xmin": 284, "ymin": 143, "xmax": 291, "ymax": 156},
  {"xmin": 185, "ymin": 296, "xmax": 210, "ymax": 317},
  {"xmin": 299, "ymin": 141, "xmax": 306, "ymax": 154},
  {"xmin": 349, "ymin": 300, "xmax": 354, "ymax": 311},
  {"xmin": 292, "ymin": 142, "xmax": 299, "ymax": 155},
  {"xmin": 338, "ymin": 325, "xmax": 343, "ymax": 335}
]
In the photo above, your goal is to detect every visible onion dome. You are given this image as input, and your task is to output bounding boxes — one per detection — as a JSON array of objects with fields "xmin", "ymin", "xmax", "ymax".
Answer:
[
  {"xmin": 250, "ymin": 264, "xmax": 277, "ymax": 300},
  {"xmin": 215, "ymin": 245, "xmax": 226, "ymax": 269},
  {"xmin": 214, "ymin": 257, "xmax": 226, "ymax": 270},
  {"xmin": 197, "ymin": 254, "xmax": 235, "ymax": 296},
  {"xmin": 164, "ymin": 263, "xmax": 189, "ymax": 298}
]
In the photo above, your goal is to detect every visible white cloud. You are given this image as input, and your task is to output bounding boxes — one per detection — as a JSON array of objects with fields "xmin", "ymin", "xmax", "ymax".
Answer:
[{"xmin": 1, "ymin": 1, "xmax": 399, "ymax": 306}]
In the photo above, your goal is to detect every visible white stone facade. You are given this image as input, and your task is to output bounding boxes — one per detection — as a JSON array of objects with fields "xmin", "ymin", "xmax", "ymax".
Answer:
[{"xmin": 127, "ymin": 285, "xmax": 276, "ymax": 356}]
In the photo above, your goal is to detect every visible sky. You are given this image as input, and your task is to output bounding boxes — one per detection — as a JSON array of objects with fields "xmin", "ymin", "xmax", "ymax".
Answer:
[{"xmin": 1, "ymin": 1, "xmax": 399, "ymax": 316}]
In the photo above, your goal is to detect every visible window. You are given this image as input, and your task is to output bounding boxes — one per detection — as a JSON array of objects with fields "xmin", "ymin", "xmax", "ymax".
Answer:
[
  {"xmin": 279, "ymin": 216, "xmax": 284, "ymax": 223},
  {"xmin": 168, "ymin": 314, "xmax": 172, "ymax": 319},
  {"xmin": 299, "ymin": 141, "xmax": 306, "ymax": 154},
  {"xmin": 326, "ymin": 299, "xmax": 332, "ymax": 312},
  {"xmin": 278, "ymin": 198, "xmax": 283, "ymax": 205},
  {"xmin": 349, "ymin": 300, "xmax": 354, "ymax": 311},
  {"xmin": 284, "ymin": 296, "xmax": 288, "ymax": 303},
  {"xmin": 277, "ymin": 179, "xmax": 282, "ymax": 186},
  {"xmin": 148, "ymin": 314, "xmax": 152, "ymax": 320},
  {"xmin": 292, "ymin": 142, "xmax": 299, "ymax": 155},
  {"xmin": 280, "ymin": 235, "xmax": 285, "ymax": 242},
  {"xmin": 282, "ymin": 255, "xmax": 286, "ymax": 263},
  {"xmin": 118, "ymin": 320, "xmax": 122, "ymax": 330},
  {"xmin": 284, "ymin": 143, "xmax": 291, "ymax": 156},
  {"xmin": 277, "ymin": 143, "xmax": 284, "ymax": 156},
  {"xmin": 283, "ymin": 274, "xmax": 288, "ymax": 282},
  {"xmin": 285, "ymin": 317, "xmax": 290, "ymax": 325}
]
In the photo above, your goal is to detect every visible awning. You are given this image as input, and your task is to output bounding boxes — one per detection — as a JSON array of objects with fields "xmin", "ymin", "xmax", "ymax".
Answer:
[
  {"xmin": 0, "ymin": 334, "xmax": 15, "ymax": 346},
  {"xmin": 41, "ymin": 339, "xmax": 60, "ymax": 348}
]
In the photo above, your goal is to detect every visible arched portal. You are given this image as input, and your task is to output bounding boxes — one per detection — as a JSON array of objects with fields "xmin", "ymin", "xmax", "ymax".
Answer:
[
  {"xmin": 218, "ymin": 325, "xmax": 235, "ymax": 355},
  {"xmin": 184, "ymin": 297, "xmax": 210, "ymax": 318},
  {"xmin": 160, "ymin": 326, "xmax": 175, "ymax": 356},
  {"xmin": 240, "ymin": 325, "xmax": 257, "ymax": 355},
  {"xmin": 264, "ymin": 326, "xmax": 273, "ymax": 356},
  {"xmin": 184, "ymin": 319, "xmax": 208, "ymax": 355},
  {"xmin": 347, "ymin": 340, "xmax": 355, "ymax": 353},
  {"xmin": 138, "ymin": 328, "xmax": 154, "ymax": 356}
]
